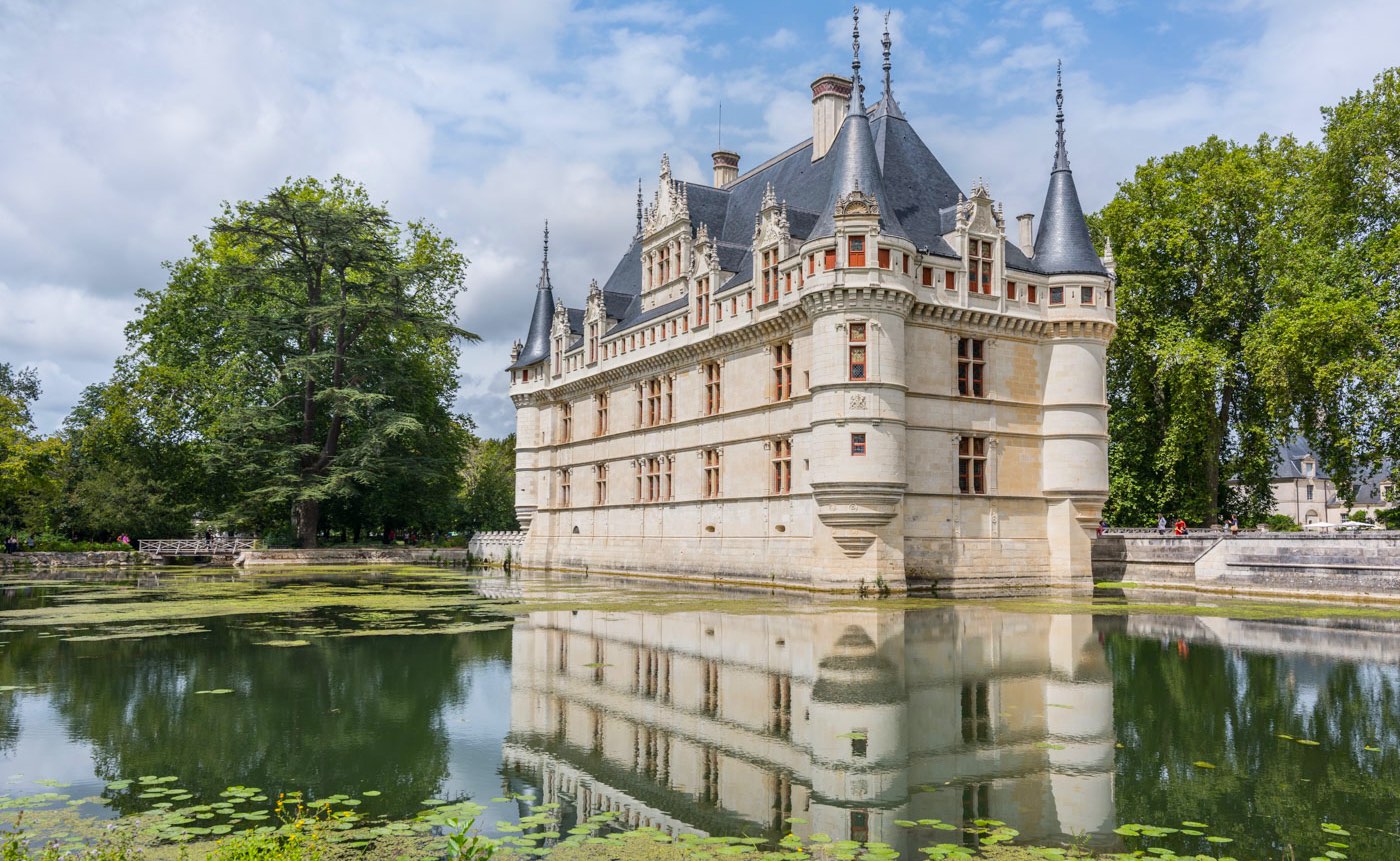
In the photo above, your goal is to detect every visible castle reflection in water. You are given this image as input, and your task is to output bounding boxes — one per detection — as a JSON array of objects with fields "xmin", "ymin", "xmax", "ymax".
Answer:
[{"xmin": 500, "ymin": 599, "xmax": 1115, "ymax": 852}]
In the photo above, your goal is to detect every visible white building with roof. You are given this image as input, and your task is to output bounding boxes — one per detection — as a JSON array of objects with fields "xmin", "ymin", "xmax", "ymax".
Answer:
[{"xmin": 505, "ymin": 13, "xmax": 1116, "ymax": 592}]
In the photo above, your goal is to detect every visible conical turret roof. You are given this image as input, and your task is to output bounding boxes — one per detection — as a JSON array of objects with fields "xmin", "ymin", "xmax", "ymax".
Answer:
[
  {"xmin": 510, "ymin": 224, "xmax": 556, "ymax": 370},
  {"xmin": 810, "ymin": 8, "xmax": 908, "ymax": 241},
  {"xmin": 1033, "ymin": 64, "xmax": 1105, "ymax": 276}
]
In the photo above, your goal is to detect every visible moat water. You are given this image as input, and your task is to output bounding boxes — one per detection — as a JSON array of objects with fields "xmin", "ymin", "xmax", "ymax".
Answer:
[{"xmin": 0, "ymin": 566, "xmax": 1397, "ymax": 858}]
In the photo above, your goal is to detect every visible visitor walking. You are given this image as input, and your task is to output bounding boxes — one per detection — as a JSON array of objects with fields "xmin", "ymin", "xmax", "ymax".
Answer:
[
  {"xmin": 1227, "ymin": 516, "xmax": 1240, "ymax": 536},
  {"xmin": 3, "ymin": 536, "xmax": 17, "ymax": 554},
  {"xmin": 1097, "ymin": 518, "xmax": 1108, "ymax": 537},
  {"xmin": 1157, "ymin": 514, "xmax": 1167, "ymax": 536}
]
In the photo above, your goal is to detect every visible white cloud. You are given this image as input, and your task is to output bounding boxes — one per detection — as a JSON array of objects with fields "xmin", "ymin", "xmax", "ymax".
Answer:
[{"xmin": 763, "ymin": 28, "xmax": 798, "ymax": 50}]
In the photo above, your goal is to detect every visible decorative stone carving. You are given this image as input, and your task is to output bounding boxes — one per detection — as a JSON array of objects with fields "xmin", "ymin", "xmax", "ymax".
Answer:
[{"xmin": 849, "ymin": 393, "xmax": 867, "ymax": 410}]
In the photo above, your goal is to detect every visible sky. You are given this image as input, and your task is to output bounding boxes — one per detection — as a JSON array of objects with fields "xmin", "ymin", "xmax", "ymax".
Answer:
[{"xmin": 2, "ymin": 0, "xmax": 1398, "ymax": 439}]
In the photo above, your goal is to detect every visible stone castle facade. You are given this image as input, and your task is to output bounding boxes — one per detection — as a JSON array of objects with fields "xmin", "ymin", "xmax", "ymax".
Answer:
[{"xmin": 507, "ymin": 17, "xmax": 1115, "ymax": 592}]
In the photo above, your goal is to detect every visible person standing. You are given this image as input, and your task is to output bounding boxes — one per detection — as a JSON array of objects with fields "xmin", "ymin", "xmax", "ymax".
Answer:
[{"xmin": 1157, "ymin": 514, "xmax": 1168, "ymax": 536}]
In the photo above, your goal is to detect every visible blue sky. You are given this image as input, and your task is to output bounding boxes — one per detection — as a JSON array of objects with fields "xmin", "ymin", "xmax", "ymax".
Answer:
[{"xmin": 2, "ymin": 0, "xmax": 1397, "ymax": 438}]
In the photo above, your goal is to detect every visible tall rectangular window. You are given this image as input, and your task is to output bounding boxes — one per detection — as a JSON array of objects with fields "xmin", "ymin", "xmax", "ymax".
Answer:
[
  {"xmin": 595, "ymin": 391, "xmax": 609, "ymax": 436},
  {"xmin": 560, "ymin": 403, "xmax": 573, "ymax": 443},
  {"xmin": 1028, "ymin": 283, "xmax": 1038, "ymax": 304},
  {"xmin": 695, "ymin": 276, "xmax": 710, "ymax": 326},
  {"xmin": 784, "ymin": 271, "xmax": 793, "ymax": 294},
  {"xmin": 595, "ymin": 464, "xmax": 607, "ymax": 505},
  {"xmin": 877, "ymin": 247, "xmax": 891, "ymax": 269},
  {"xmin": 658, "ymin": 244, "xmax": 671, "ymax": 283},
  {"xmin": 646, "ymin": 457, "xmax": 661, "ymax": 503},
  {"xmin": 961, "ymin": 681, "xmax": 992, "ymax": 743},
  {"xmin": 704, "ymin": 362, "xmax": 722, "ymax": 416},
  {"xmin": 922, "ymin": 266, "xmax": 933, "ymax": 286},
  {"xmin": 559, "ymin": 469, "xmax": 571, "ymax": 508},
  {"xmin": 703, "ymin": 448, "xmax": 721, "ymax": 498},
  {"xmin": 663, "ymin": 376, "xmax": 674, "ymax": 423},
  {"xmin": 646, "ymin": 379, "xmax": 662, "ymax": 427},
  {"xmin": 663, "ymin": 457, "xmax": 673, "ymax": 501},
  {"xmin": 823, "ymin": 248, "xmax": 837, "ymax": 271},
  {"xmin": 957, "ymin": 338, "xmax": 986, "ymax": 397},
  {"xmin": 851, "ymin": 433, "xmax": 866, "ymax": 456},
  {"xmin": 635, "ymin": 460, "xmax": 644, "ymax": 502},
  {"xmin": 847, "ymin": 235, "xmax": 866, "ymax": 267},
  {"xmin": 1080, "ymin": 285, "xmax": 1095, "ymax": 305},
  {"xmin": 848, "ymin": 322, "xmax": 867, "ymax": 381},
  {"xmin": 771, "ymin": 438, "xmax": 792, "ymax": 495},
  {"xmin": 761, "ymin": 248, "xmax": 779, "ymax": 304},
  {"xmin": 588, "ymin": 322, "xmax": 599, "ymax": 363},
  {"xmin": 636, "ymin": 383, "xmax": 644, "ymax": 427},
  {"xmin": 1049, "ymin": 285, "xmax": 1065, "ymax": 306},
  {"xmin": 969, "ymin": 239, "xmax": 993, "ymax": 294},
  {"xmin": 958, "ymin": 437, "xmax": 987, "ymax": 495},
  {"xmin": 945, "ymin": 270, "xmax": 956, "ymax": 291},
  {"xmin": 1007, "ymin": 281, "xmax": 1017, "ymax": 301},
  {"xmin": 773, "ymin": 342, "xmax": 793, "ymax": 402}
]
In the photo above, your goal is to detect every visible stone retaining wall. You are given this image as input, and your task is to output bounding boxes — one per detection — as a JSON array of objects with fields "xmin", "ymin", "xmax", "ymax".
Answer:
[
  {"xmin": 1094, "ymin": 531, "xmax": 1400, "ymax": 599},
  {"xmin": 0, "ymin": 550, "xmax": 155, "ymax": 570},
  {"xmin": 466, "ymin": 531, "xmax": 525, "ymax": 566}
]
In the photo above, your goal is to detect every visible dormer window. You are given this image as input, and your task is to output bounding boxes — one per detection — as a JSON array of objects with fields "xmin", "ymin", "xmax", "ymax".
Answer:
[
  {"xmin": 695, "ymin": 276, "xmax": 710, "ymax": 326},
  {"xmin": 969, "ymin": 239, "xmax": 993, "ymax": 295},
  {"xmin": 847, "ymin": 235, "xmax": 866, "ymax": 267}
]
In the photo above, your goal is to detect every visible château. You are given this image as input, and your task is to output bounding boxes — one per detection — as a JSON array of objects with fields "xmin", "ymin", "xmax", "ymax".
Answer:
[{"xmin": 506, "ymin": 14, "xmax": 1115, "ymax": 592}]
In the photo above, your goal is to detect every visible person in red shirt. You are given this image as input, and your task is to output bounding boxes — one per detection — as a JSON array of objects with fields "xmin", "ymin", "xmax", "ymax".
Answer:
[{"xmin": 1174, "ymin": 518, "xmax": 1188, "ymax": 536}]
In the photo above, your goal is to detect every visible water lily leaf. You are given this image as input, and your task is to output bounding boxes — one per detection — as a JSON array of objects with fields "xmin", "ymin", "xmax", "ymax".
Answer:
[
  {"xmin": 362, "ymin": 790, "xmax": 381, "ymax": 796},
  {"xmin": 1193, "ymin": 761, "xmax": 1217, "ymax": 769},
  {"xmin": 1182, "ymin": 821, "xmax": 1209, "ymax": 828},
  {"xmin": 1295, "ymin": 738, "xmax": 1321, "ymax": 746},
  {"xmin": 258, "ymin": 640, "xmax": 311, "ymax": 647}
]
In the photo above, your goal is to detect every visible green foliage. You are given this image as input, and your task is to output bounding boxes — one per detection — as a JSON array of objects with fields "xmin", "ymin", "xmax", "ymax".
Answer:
[
  {"xmin": 1347, "ymin": 509, "xmax": 1370, "ymax": 523},
  {"xmin": 1375, "ymin": 508, "xmax": 1400, "ymax": 529},
  {"xmin": 1249, "ymin": 67, "xmax": 1400, "ymax": 497},
  {"xmin": 0, "ymin": 364, "xmax": 66, "ymax": 537},
  {"xmin": 1096, "ymin": 135, "xmax": 1316, "ymax": 526},
  {"xmin": 1263, "ymin": 514, "xmax": 1302, "ymax": 532},
  {"xmin": 459, "ymin": 434, "xmax": 518, "ymax": 532},
  {"xmin": 122, "ymin": 176, "xmax": 475, "ymax": 546}
]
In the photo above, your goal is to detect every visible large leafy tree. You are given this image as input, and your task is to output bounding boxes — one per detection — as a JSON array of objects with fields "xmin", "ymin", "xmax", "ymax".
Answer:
[
  {"xmin": 126, "ymin": 177, "xmax": 473, "ymax": 546},
  {"xmin": 1250, "ymin": 67, "xmax": 1400, "ymax": 496},
  {"xmin": 1097, "ymin": 135, "xmax": 1316, "ymax": 525}
]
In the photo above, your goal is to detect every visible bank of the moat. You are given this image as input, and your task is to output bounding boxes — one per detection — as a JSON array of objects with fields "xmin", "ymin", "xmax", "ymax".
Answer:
[{"xmin": 0, "ymin": 566, "xmax": 1396, "ymax": 860}]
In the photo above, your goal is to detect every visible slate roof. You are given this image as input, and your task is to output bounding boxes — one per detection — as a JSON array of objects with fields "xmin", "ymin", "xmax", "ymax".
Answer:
[
  {"xmin": 514, "ymin": 56, "xmax": 1103, "ymax": 354},
  {"xmin": 508, "ymin": 257, "xmax": 555, "ymax": 370}
]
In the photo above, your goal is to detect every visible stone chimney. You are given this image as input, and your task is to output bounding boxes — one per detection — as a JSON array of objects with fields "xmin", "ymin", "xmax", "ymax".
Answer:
[
  {"xmin": 1017, "ymin": 213, "xmax": 1035, "ymax": 257},
  {"xmin": 712, "ymin": 150, "xmax": 739, "ymax": 187},
  {"xmin": 811, "ymin": 74, "xmax": 853, "ymax": 161}
]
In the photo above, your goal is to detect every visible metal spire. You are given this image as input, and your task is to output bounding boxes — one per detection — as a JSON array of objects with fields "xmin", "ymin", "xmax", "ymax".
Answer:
[
  {"xmin": 881, "ymin": 12, "xmax": 892, "ymax": 99},
  {"xmin": 635, "ymin": 179, "xmax": 644, "ymax": 237},
  {"xmin": 849, "ymin": 5, "xmax": 865, "ymax": 114},
  {"xmin": 1053, "ymin": 59, "xmax": 1070, "ymax": 171}
]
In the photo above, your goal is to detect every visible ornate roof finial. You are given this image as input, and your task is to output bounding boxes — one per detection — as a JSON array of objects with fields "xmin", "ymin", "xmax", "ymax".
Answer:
[
  {"xmin": 542, "ymin": 219, "xmax": 549, "ymax": 270},
  {"xmin": 1053, "ymin": 59, "xmax": 1070, "ymax": 171},
  {"xmin": 851, "ymin": 6, "xmax": 864, "ymax": 108},
  {"xmin": 881, "ymin": 11, "xmax": 892, "ymax": 99},
  {"xmin": 636, "ymin": 179, "xmax": 643, "ymax": 237}
]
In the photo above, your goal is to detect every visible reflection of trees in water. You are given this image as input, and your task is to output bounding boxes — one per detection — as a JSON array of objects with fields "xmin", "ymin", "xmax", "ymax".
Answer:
[
  {"xmin": 20, "ymin": 622, "xmax": 510, "ymax": 816},
  {"xmin": 1107, "ymin": 633, "xmax": 1400, "ymax": 858}
]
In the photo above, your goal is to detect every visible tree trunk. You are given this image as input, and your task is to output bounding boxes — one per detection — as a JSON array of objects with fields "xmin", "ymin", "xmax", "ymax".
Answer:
[
  {"xmin": 1203, "ymin": 384, "xmax": 1233, "ymax": 527},
  {"xmin": 292, "ymin": 498, "xmax": 320, "ymax": 549}
]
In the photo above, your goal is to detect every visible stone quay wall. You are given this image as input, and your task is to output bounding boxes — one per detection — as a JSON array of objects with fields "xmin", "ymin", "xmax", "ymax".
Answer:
[
  {"xmin": 0, "ymin": 550, "xmax": 155, "ymax": 570},
  {"xmin": 1094, "ymin": 531, "xmax": 1400, "ymax": 600},
  {"xmin": 466, "ymin": 531, "xmax": 525, "ymax": 566}
]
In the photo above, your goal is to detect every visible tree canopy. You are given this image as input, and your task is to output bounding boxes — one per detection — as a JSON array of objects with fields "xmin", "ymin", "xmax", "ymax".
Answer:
[
  {"xmin": 120, "ymin": 176, "xmax": 480, "ymax": 545},
  {"xmin": 1096, "ymin": 135, "xmax": 1316, "ymax": 525}
]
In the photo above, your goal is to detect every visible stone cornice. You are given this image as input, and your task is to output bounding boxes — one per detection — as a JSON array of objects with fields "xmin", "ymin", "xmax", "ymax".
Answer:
[
  {"xmin": 1043, "ymin": 319, "xmax": 1117, "ymax": 341},
  {"xmin": 907, "ymin": 302, "xmax": 1046, "ymax": 337}
]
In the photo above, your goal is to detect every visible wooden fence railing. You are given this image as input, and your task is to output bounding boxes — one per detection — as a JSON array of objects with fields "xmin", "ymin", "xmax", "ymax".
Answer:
[{"xmin": 138, "ymin": 538, "xmax": 256, "ymax": 555}]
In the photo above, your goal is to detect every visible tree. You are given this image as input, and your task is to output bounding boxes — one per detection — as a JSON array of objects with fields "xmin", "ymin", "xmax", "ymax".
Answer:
[
  {"xmin": 125, "ymin": 177, "xmax": 474, "ymax": 546},
  {"xmin": 0, "ymin": 363, "xmax": 65, "ymax": 535},
  {"xmin": 460, "ymin": 434, "xmax": 518, "ymax": 532},
  {"xmin": 1250, "ymin": 67, "xmax": 1400, "ymax": 498},
  {"xmin": 54, "ymin": 381, "xmax": 200, "ymax": 539},
  {"xmin": 1096, "ymin": 135, "xmax": 1316, "ymax": 525}
]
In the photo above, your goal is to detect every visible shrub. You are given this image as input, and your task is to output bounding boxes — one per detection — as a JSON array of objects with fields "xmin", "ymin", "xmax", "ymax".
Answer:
[
  {"xmin": 1348, "ymin": 509, "xmax": 1370, "ymax": 523},
  {"xmin": 1376, "ymin": 508, "xmax": 1400, "ymax": 530},
  {"xmin": 1263, "ymin": 514, "xmax": 1302, "ymax": 532}
]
